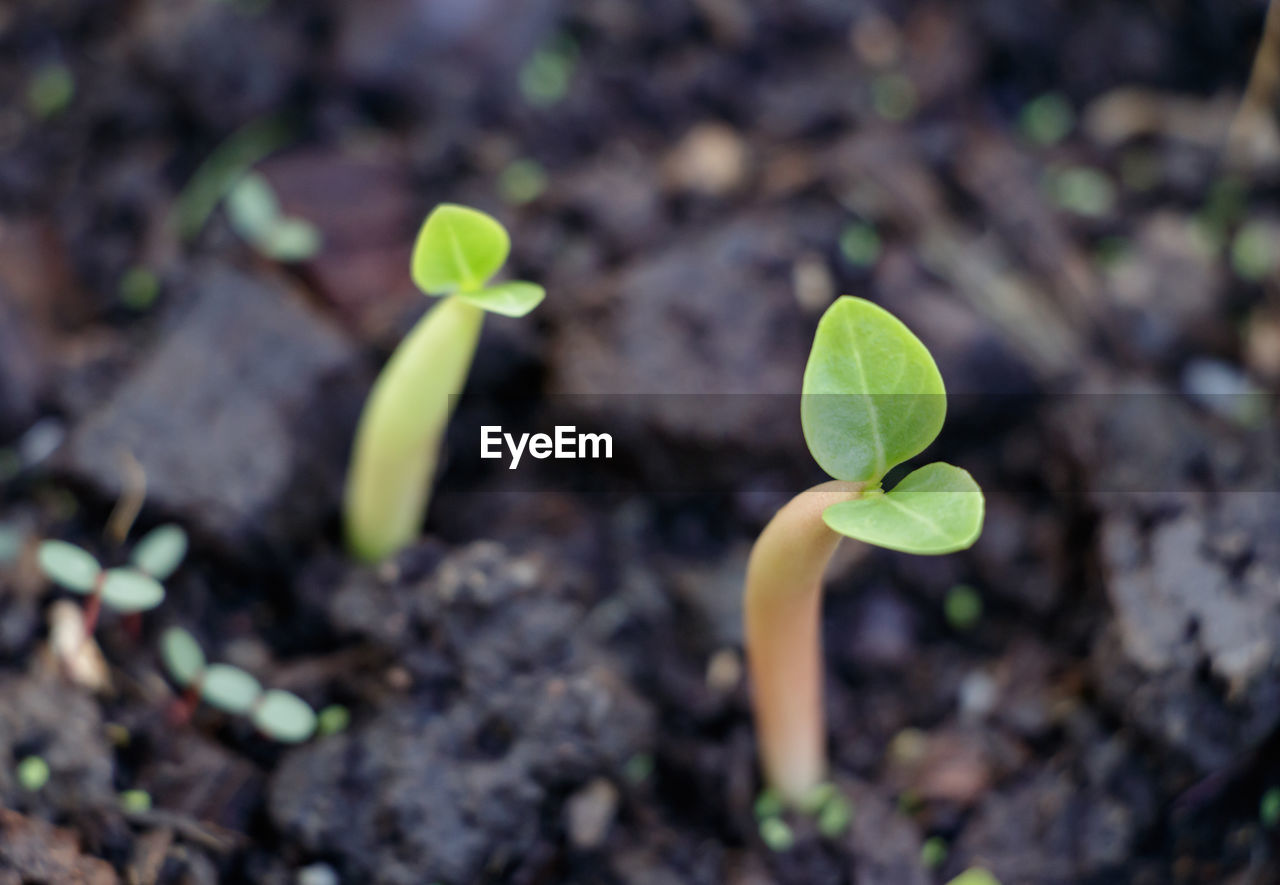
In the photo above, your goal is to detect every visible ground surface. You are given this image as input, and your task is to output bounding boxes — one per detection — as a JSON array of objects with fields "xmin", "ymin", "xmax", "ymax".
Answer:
[{"xmin": 3, "ymin": 0, "xmax": 1280, "ymax": 882}]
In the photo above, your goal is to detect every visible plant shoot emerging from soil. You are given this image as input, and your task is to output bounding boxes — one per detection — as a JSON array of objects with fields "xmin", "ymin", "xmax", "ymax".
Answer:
[
  {"xmin": 745, "ymin": 296, "xmax": 984, "ymax": 804},
  {"xmin": 344, "ymin": 203, "xmax": 545, "ymax": 561},
  {"xmin": 161, "ymin": 627, "xmax": 317, "ymax": 743},
  {"xmin": 36, "ymin": 523, "xmax": 187, "ymax": 636}
]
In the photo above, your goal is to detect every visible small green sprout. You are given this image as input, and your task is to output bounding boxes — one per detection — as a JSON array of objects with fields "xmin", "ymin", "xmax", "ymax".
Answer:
[
  {"xmin": 130, "ymin": 524, "xmax": 190, "ymax": 581},
  {"xmin": 499, "ymin": 159, "xmax": 549, "ymax": 205},
  {"xmin": 1261, "ymin": 787, "xmax": 1280, "ymax": 828},
  {"xmin": 948, "ymin": 869, "xmax": 1001, "ymax": 885},
  {"xmin": 871, "ymin": 72, "xmax": 918, "ymax": 121},
  {"xmin": 944, "ymin": 584, "xmax": 983, "ymax": 631},
  {"xmin": 119, "ymin": 789, "xmax": 152, "ymax": 814},
  {"xmin": 27, "ymin": 63, "xmax": 75, "ymax": 119},
  {"xmin": 815, "ymin": 792, "xmax": 853, "ymax": 838},
  {"xmin": 38, "ymin": 540, "xmax": 165, "ymax": 632},
  {"xmin": 622, "ymin": 753, "xmax": 654, "ymax": 784},
  {"xmin": 1231, "ymin": 219, "xmax": 1280, "ymax": 282},
  {"xmin": 172, "ymin": 116, "xmax": 292, "ymax": 241},
  {"xmin": 839, "ymin": 222, "xmax": 882, "ymax": 268},
  {"xmin": 745, "ymin": 296, "xmax": 984, "ymax": 803},
  {"xmin": 920, "ymin": 836, "xmax": 948, "ymax": 869},
  {"xmin": 519, "ymin": 36, "xmax": 577, "ymax": 107},
  {"xmin": 226, "ymin": 171, "xmax": 322, "ymax": 262},
  {"xmin": 160, "ymin": 627, "xmax": 317, "ymax": 743},
  {"xmin": 758, "ymin": 816, "xmax": 795, "ymax": 852},
  {"xmin": 1046, "ymin": 166, "xmax": 1116, "ymax": 218},
  {"xmin": 316, "ymin": 704, "xmax": 351, "ymax": 737},
  {"xmin": 16, "ymin": 756, "xmax": 50, "ymax": 792},
  {"xmin": 1019, "ymin": 93, "xmax": 1074, "ymax": 146},
  {"xmin": 118, "ymin": 266, "xmax": 161, "ymax": 311},
  {"xmin": 344, "ymin": 204, "xmax": 546, "ymax": 561},
  {"xmin": 37, "ymin": 525, "xmax": 186, "ymax": 638}
]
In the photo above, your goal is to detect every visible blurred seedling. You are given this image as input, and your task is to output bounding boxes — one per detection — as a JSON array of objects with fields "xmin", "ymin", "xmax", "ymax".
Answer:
[
  {"xmin": 948, "ymin": 870, "xmax": 1001, "ymax": 885},
  {"xmin": 499, "ymin": 159, "xmax": 549, "ymax": 205},
  {"xmin": 519, "ymin": 35, "xmax": 578, "ymax": 107},
  {"xmin": 745, "ymin": 297, "xmax": 984, "ymax": 805},
  {"xmin": 225, "ymin": 171, "xmax": 322, "ymax": 262},
  {"xmin": 344, "ymin": 204, "xmax": 546, "ymax": 561},
  {"xmin": 27, "ymin": 62, "xmax": 74, "ymax": 119},
  {"xmin": 172, "ymin": 115, "xmax": 292, "ymax": 241},
  {"xmin": 1261, "ymin": 786, "xmax": 1280, "ymax": 828},
  {"xmin": 1019, "ymin": 92, "xmax": 1074, "ymax": 146},
  {"xmin": 36, "ymin": 523, "xmax": 188, "ymax": 638},
  {"xmin": 1046, "ymin": 165, "xmax": 1116, "ymax": 218},
  {"xmin": 160, "ymin": 627, "xmax": 317, "ymax": 743},
  {"xmin": 16, "ymin": 756, "xmax": 50, "ymax": 792}
]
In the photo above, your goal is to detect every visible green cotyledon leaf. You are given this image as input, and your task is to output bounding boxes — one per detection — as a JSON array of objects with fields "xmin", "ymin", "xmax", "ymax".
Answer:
[
  {"xmin": 801, "ymin": 296, "xmax": 945, "ymax": 484},
  {"xmin": 411, "ymin": 204, "xmax": 510, "ymax": 294},
  {"xmin": 454, "ymin": 280, "xmax": 545, "ymax": 317},
  {"xmin": 822, "ymin": 462, "xmax": 983, "ymax": 554}
]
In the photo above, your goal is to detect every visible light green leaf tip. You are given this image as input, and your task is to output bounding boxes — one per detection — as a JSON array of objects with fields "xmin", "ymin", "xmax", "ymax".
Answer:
[
  {"xmin": 131, "ymin": 524, "xmax": 189, "ymax": 581},
  {"xmin": 37, "ymin": 540, "xmax": 101, "ymax": 593},
  {"xmin": 411, "ymin": 203, "xmax": 511, "ymax": 295},
  {"xmin": 252, "ymin": 690, "xmax": 317, "ymax": 743},
  {"xmin": 200, "ymin": 664, "xmax": 262, "ymax": 714},
  {"xmin": 160, "ymin": 627, "xmax": 206, "ymax": 687},
  {"xmin": 100, "ymin": 568, "xmax": 166, "ymax": 612},
  {"xmin": 801, "ymin": 296, "xmax": 945, "ymax": 484},
  {"xmin": 823, "ymin": 462, "xmax": 983, "ymax": 554},
  {"xmin": 454, "ymin": 280, "xmax": 546, "ymax": 317},
  {"xmin": 226, "ymin": 171, "xmax": 280, "ymax": 241},
  {"xmin": 947, "ymin": 869, "xmax": 1002, "ymax": 885}
]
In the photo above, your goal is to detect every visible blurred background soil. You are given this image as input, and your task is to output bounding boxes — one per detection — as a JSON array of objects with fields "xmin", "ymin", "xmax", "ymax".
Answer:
[{"xmin": 3, "ymin": 0, "xmax": 1280, "ymax": 882}]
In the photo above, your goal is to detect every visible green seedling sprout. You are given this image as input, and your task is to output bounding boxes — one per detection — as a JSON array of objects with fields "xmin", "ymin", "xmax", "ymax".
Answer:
[
  {"xmin": 948, "ymin": 870, "xmax": 1001, "ymax": 885},
  {"xmin": 36, "ymin": 524, "xmax": 187, "ymax": 638},
  {"xmin": 16, "ymin": 755, "xmax": 50, "ymax": 792},
  {"xmin": 226, "ymin": 171, "xmax": 322, "ymax": 262},
  {"xmin": 344, "ymin": 204, "xmax": 546, "ymax": 561},
  {"xmin": 745, "ymin": 296, "xmax": 984, "ymax": 804},
  {"xmin": 38, "ymin": 541, "xmax": 165, "ymax": 635},
  {"xmin": 160, "ymin": 627, "xmax": 317, "ymax": 743}
]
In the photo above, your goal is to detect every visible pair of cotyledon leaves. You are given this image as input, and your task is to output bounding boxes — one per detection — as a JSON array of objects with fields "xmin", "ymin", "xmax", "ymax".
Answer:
[
  {"xmin": 37, "ymin": 524, "xmax": 189, "ymax": 613},
  {"xmin": 161, "ymin": 627, "xmax": 316, "ymax": 743},
  {"xmin": 412, "ymin": 204, "xmax": 545, "ymax": 316},
  {"xmin": 802, "ymin": 296, "xmax": 983, "ymax": 555}
]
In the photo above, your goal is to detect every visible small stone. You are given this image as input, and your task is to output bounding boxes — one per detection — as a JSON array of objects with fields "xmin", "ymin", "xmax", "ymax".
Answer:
[
  {"xmin": 662, "ymin": 123, "xmax": 748, "ymax": 196},
  {"xmin": 62, "ymin": 265, "xmax": 361, "ymax": 553},
  {"xmin": 705, "ymin": 648, "xmax": 742, "ymax": 693},
  {"xmin": 296, "ymin": 863, "xmax": 340, "ymax": 885},
  {"xmin": 566, "ymin": 777, "xmax": 619, "ymax": 849}
]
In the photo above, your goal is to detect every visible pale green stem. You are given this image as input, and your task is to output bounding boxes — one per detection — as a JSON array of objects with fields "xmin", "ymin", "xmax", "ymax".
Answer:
[
  {"xmin": 744, "ymin": 479, "xmax": 864, "ymax": 803},
  {"xmin": 344, "ymin": 297, "xmax": 484, "ymax": 561}
]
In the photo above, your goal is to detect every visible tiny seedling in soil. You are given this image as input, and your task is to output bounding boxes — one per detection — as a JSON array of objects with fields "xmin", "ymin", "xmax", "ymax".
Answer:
[
  {"xmin": 161, "ymin": 627, "xmax": 317, "ymax": 743},
  {"xmin": 344, "ymin": 203, "xmax": 546, "ymax": 561},
  {"xmin": 948, "ymin": 869, "xmax": 1001, "ymax": 885},
  {"xmin": 745, "ymin": 296, "xmax": 984, "ymax": 805},
  {"xmin": 36, "ymin": 523, "xmax": 187, "ymax": 638},
  {"xmin": 225, "ymin": 171, "xmax": 322, "ymax": 262},
  {"xmin": 16, "ymin": 755, "xmax": 49, "ymax": 792}
]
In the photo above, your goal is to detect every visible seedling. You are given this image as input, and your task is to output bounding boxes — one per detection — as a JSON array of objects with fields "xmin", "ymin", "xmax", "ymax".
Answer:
[
  {"xmin": 35, "ymin": 523, "xmax": 187, "ymax": 637},
  {"xmin": 344, "ymin": 203, "xmax": 546, "ymax": 561},
  {"xmin": 16, "ymin": 756, "xmax": 49, "ymax": 792},
  {"xmin": 948, "ymin": 870, "xmax": 1001, "ymax": 885},
  {"xmin": 160, "ymin": 627, "xmax": 317, "ymax": 743},
  {"xmin": 225, "ymin": 171, "xmax": 322, "ymax": 262},
  {"xmin": 745, "ymin": 296, "xmax": 984, "ymax": 803}
]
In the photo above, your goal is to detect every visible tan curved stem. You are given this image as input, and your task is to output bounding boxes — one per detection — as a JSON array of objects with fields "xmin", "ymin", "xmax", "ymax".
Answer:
[{"xmin": 744, "ymin": 479, "xmax": 863, "ymax": 803}]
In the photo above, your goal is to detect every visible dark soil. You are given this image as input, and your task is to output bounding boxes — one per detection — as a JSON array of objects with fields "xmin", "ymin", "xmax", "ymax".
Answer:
[{"xmin": 3, "ymin": 0, "xmax": 1280, "ymax": 883}]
